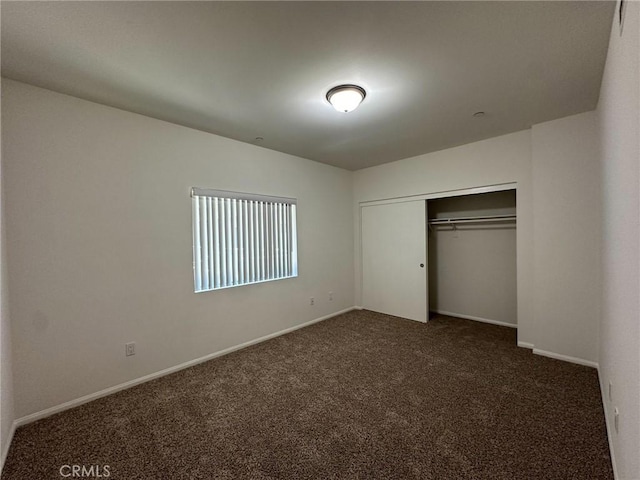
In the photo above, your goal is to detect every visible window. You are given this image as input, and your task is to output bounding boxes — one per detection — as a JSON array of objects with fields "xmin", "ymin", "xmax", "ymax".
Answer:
[{"xmin": 191, "ymin": 188, "xmax": 298, "ymax": 292}]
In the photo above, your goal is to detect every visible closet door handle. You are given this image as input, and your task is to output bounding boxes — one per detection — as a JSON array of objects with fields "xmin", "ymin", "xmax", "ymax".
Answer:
[{"xmin": 419, "ymin": 263, "xmax": 424, "ymax": 268}]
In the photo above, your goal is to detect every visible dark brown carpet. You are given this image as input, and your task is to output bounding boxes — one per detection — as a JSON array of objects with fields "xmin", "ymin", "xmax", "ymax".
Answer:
[{"xmin": 2, "ymin": 310, "xmax": 613, "ymax": 479}]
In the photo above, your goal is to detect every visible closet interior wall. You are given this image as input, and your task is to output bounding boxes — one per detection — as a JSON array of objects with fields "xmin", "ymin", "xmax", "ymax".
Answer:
[{"xmin": 428, "ymin": 191, "xmax": 517, "ymax": 327}]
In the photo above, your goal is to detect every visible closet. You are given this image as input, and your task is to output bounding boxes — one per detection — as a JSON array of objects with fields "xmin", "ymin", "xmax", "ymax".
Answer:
[
  {"xmin": 360, "ymin": 187, "xmax": 517, "ymax": 327},
  {"xmin": 427, "ymin": 190, "xmax": 517, "ymax": 326}
]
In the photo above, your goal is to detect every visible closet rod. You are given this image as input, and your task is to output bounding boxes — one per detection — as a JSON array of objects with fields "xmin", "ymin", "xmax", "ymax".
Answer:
[{"xmin": 428, "ymin": 214, "xmax": 516, "ymax": 225}]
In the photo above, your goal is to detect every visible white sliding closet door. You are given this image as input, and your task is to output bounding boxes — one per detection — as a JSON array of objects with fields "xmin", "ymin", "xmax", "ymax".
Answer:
[{"xmin": 361, "ymin": 200, "xmax": 427, "ymax": 323}]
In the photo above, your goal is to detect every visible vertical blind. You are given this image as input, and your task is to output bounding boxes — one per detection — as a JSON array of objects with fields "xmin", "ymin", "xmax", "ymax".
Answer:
[{"xmin": 191, "ymin": 188, "xmax": 298, "ymax": 292}]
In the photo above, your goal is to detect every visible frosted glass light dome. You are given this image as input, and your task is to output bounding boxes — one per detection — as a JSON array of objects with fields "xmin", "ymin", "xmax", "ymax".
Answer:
[{"xmin": 326, "ymin": 85, "xmax": 366, "ymax": 113}]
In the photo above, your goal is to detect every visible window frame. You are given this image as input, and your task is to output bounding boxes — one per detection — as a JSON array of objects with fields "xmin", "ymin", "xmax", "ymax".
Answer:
[{"xmin": 191, "ymin": 187, "xmax": 298, "ymax": 293}]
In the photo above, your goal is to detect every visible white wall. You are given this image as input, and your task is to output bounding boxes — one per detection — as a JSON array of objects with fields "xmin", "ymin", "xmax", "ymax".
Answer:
[
  {"xmin": 531, "ymin": 111, "xmax": 601, "ymax": 363},
  {"xmin": 428, "ymin": 192, "xmax": 517, "ymax": 326},
  {"xmin": 597, "ymin": 1, "xmax": 640, "ymax": 478},
  {"xmin": 354, "ymin": 130, "xmax": 535, "ymax": 345},
  {"xmin": 0, "ymin": 78, "xmax": 17, "ymax": 472},
  {"xmin": 2, "ymin": 79, "xmax": 354, "ymax": 419}
]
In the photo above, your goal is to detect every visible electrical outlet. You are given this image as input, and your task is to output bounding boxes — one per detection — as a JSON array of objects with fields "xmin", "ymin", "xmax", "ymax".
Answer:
[
  {"xmin": 310, "ymin": 297, "xmax": 315, "ymax": 306},
  {"xmin": 614, "ymin": 407, "xmax": 619, "ymax": 433},
  {"xmin": 329, "ymin": 291, "xmax": 333, "ymax": 301},
  {"xmin": 608, "ymin": 381, "xmax": 613, "ymax": 402},
  {"xmin": 125, "ymin": 342, "xmax": 136, "ymax": 357}
]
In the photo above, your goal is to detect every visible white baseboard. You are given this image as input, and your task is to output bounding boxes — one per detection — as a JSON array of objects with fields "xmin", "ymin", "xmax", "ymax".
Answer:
[
  {"xmin": 0, "ymin": 420, "xmax": 17, "ymax": 474},
  {"xmin": 597, "ymin": 367, "xmax": 619, "ymax": 480},
  {"xmin": 517, "ymin": 341, "xmax": 534, "ymax": 349},
  {"xmin": 16, "ymin": 307, "xmax": 357, "ymax": 427},
  {"xmin": 433, "ymin": 310, "xmax": 517, "ymax": 328},
  {"xmin": 532, "ymin": 348, "xmax": 598, "ymax": 369}
]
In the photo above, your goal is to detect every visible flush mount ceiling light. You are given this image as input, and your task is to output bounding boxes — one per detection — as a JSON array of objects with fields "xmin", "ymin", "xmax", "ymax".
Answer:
[{"xmin": 326, "ymin": 84, "xmax": 366, "ymax": 113}]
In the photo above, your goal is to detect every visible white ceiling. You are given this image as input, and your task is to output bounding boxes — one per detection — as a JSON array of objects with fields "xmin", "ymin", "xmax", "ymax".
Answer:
[{"xmin": 1, "ymin": 1, "xmax": 614, "ymax": 171}]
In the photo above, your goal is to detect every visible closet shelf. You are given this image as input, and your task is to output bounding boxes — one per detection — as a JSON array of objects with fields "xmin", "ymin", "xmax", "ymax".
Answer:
[{"xmin": 428, "ymin": 214, "xmax": 516, "ymax": 225}]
